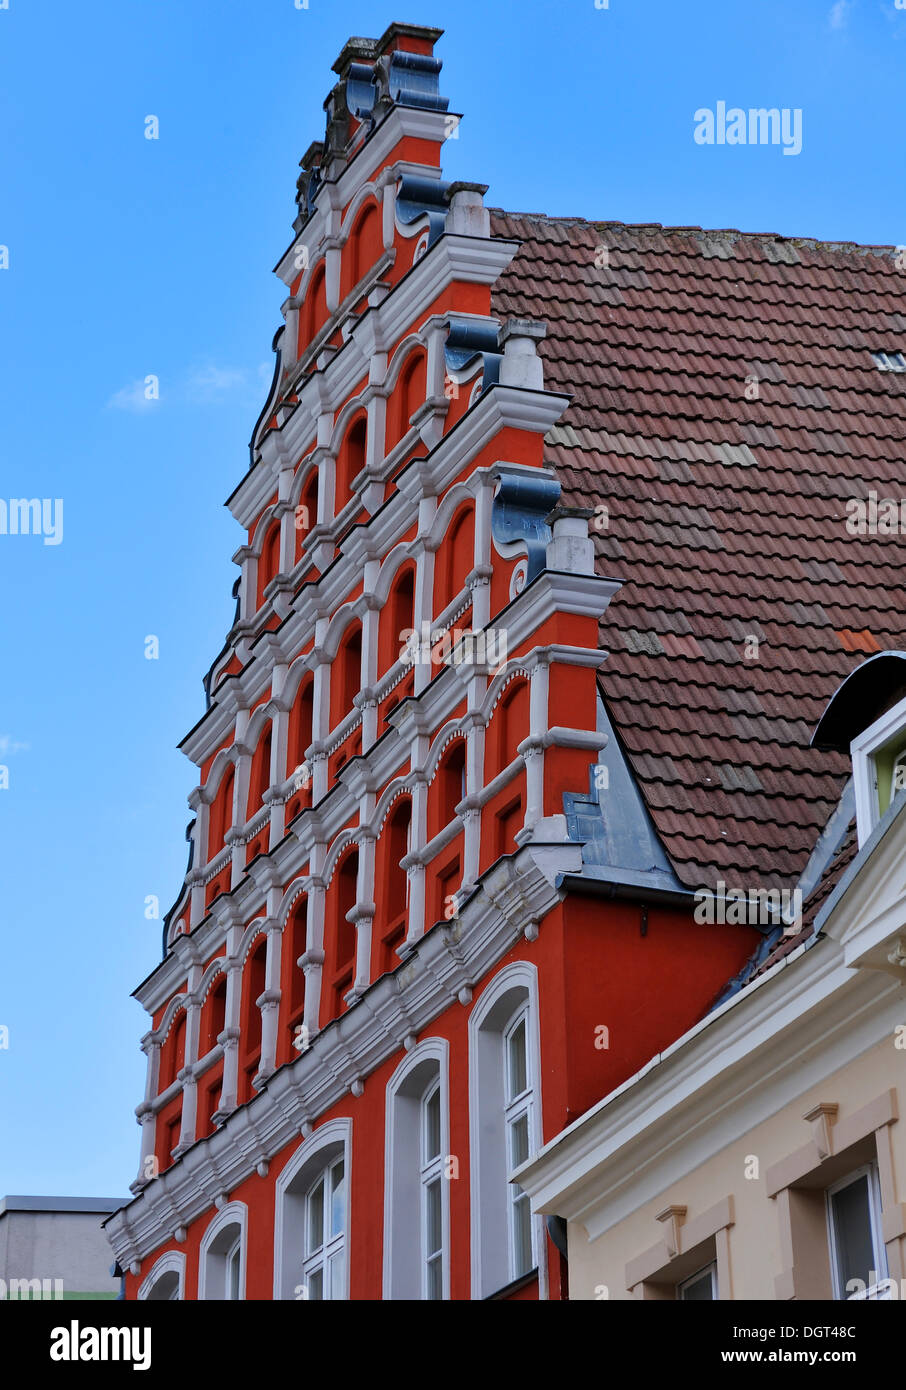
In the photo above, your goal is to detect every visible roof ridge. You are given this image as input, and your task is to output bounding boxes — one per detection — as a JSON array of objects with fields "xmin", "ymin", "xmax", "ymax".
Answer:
[{"xmin": 490, "ymin": 206, "xmax": 896, "ymax": 257}]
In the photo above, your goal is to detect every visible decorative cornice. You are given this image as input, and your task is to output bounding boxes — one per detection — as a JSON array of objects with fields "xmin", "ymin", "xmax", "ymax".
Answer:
[{"xmin": 107, "ymin": 842, "xmax": 565, "ymax": 1269}]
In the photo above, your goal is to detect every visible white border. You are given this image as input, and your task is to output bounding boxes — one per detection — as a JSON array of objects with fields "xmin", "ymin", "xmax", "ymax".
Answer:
[
  {"xmin": 382, "ymin": 1036, "xmax": 450, "ymax": 1299},
  {"xmin": 197, "ymin": 1200, "xmax": 248, "ymax": 1301},
  {"xmin": 272, "ymin": 1116, "xmax": 352, "ymax": 1300},
  {"xmin": 468, "ymin": 960, "xmax": 547, "ymax": 1300}
]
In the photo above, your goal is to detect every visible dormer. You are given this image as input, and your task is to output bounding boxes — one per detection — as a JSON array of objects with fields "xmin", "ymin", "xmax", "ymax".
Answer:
[{"xmin": 812, "ymin": 651, "xmax": 906, "ymax": 846}]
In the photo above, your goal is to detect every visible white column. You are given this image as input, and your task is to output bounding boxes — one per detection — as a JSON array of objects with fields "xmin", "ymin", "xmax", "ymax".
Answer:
[
  {"xmin": 257, "ymin": 921, "xmax": 283, "ymax": 1082},
  {"xmin": 215, "ymin": 962, "xmax": 242, "ymax": 1117},
  {"xmin": 302, "ymin": 857, "xmax": 327, "ymax": 1039},
  {"xmin": 524, "ymin": 657, "xmax": 551, "ymax": 831},
  {"xmin": 270, "ymin": 705, "xmax": 289, "ymax": 846},
  {"xmin": 356, "ymin": 822, "xmax": 376, "ymax": 975}
]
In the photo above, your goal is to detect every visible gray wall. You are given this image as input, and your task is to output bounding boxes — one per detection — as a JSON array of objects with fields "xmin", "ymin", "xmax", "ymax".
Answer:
[{"xmin": 0, "ymin": 1209, "xmax": 120, "ymax": 1297}]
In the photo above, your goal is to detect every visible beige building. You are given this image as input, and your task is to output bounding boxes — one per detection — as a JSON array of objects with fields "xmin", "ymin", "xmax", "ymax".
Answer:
[{"xmin": 517, "ymin": 658, "xmax": 906, "ymax": 1301}]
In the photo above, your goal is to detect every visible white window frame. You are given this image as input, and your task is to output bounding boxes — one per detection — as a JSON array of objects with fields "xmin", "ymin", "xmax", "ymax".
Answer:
[
  {"xmin": 137, "ymin": 1250, "xmax": 186, "ymax": 1301},
  {"xmin": 420, "ymin": 1078, "xmax": 444, "ymax": 1299},
  {"xmin": 273, "ymin": 1117, "xmax": 352, "ymax": 1300},
  {"xmin": 677, "ymin": 1261, "xmax": 718, "ymax": 1301},
  {"xmin": 301, "ymin": 1153, "xmax": 346, "ymax": 1300},
  {"xmin": 198, "ymin": 1201, "xmax": 247, "ymax": 1301},
  {"xmin": 851, "ymin": 691, "xmax": 906, "ymax": 845},
  {"xmin": 468, "ymin": 961, "xmax": 546, "ymax": 1299},
  {"xmin": 503, "ymin": 1005, "xmax": 534, "ymax": 1283},
  {"xmin": 225, "ymin": 1236, "xmax": 241, "ymax": 1300},
  {"xmin": 826, "ymin": 1163, "xmax": 888, "ymax": 1301},
  {"xmin": 383, "ymin": 1038, "xmax": 450, "ymax": 1300}
]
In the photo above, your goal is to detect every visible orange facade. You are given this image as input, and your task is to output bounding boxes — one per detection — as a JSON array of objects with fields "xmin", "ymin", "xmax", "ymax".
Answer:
[{"xmin": 109, "ymin": 23, "xmax": 759, "ymax": 1302}]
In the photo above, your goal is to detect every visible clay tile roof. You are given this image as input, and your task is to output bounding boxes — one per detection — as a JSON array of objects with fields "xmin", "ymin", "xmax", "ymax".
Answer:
[
  {"xmin": 490, "ymin": 209, "xmax": 906, "ymax": 891},
  {"xmin": 752, "ymin": 820, "xmax": 860, "ymax": 977}
]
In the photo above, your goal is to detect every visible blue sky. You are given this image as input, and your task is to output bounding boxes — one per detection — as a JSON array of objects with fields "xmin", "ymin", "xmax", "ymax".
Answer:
[{"xmin": 0, "ymin": 0, "xmax": 903, "ymax": 1197}]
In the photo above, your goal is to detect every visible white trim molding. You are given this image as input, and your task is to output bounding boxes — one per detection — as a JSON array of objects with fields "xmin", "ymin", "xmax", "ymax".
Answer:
[
  {"xmin": 198, "ymin": 1200, "xmax": 248, "ymax": 1301},
  {"xmin": 468, "ymin": 960, "xmax": 547, "ymax": 1300},
  {"xmin": 273, "ymin": 1116, "xmax": 352, "ymax": 1300},
  {"xmin": 382, "ymin": 1036, "xmax": 451, "ymax": 1299},
  {"xmin": 137, "ymin": 1249, "xmax": 186, "ymax": 1302}
]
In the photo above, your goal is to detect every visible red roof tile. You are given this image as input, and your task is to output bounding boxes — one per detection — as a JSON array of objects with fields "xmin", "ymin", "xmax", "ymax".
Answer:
[{"xmin": 490, "ymin": 210, "xmax": 906, "ymax": 890}]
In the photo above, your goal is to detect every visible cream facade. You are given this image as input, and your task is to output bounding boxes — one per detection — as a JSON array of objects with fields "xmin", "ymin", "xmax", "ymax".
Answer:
[{"xmin": 516, "ymin": 789, "xmax": 906, "ymax": 1301}]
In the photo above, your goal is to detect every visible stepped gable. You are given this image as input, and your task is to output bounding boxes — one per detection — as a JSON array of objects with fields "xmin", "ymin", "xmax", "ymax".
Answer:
[{"xmin": 490, "ymin": 209, "xmax": 906, "ymax": 891}]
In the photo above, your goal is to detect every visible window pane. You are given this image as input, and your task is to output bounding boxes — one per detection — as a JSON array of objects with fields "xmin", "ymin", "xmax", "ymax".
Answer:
[
  {"xmin": 426, "ymin": 1177, "xmax": 442, "ymax": 1256},
  {"xmin": 227, "ymin": 1247, "xmax": 241, "ymax": 1300},
  {"xmin": 330, "ymin": 1160, "xmax": 345, "ymax": 1238},
  {"xmin": 680, "ymin": 1268, "xmax": 714, "ymax": 1300},
  {"xmin": 507, "ymin": 1018, "xmax": 527, "ymax": 1101},
  {"xmin": 513, "ymin": 1189, "xmax": 533, "ymax": 1276},
  {"xmin": 424, "ymin": 1085, "xmax": 441, "ymax": 1162},
  {"xmin": 329, "ymin": 1251, "xmax": 345, "ymax": 1301},
  {"xmin": 510, "ymin": 1113, "xmax": 530, "ymax": 1170},
  {"xmin": 308, "ymin": 1267, "xmax": 323, "ymax": 1301},
  {"xmin": 308, "ymin": 1179, "xmax": 324, "ymax": 1253},
  {"xmin": 426, "ymin": 1254, "xmax": 443, "ymax": 1301},
  {"xmin": 832, "ymin": 1176, "xmax": 876, "ymax": 1292}
]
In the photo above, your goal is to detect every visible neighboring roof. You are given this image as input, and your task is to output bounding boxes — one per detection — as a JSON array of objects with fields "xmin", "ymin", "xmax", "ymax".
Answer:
[
  {"xmin": 490, "ymin": 210, "xmax": 906, "ymax": 891},
  {"xmin": 752, "ymin": 819, "xmax": 859, "ymax": 977},
  {"xmin": 0, "ymin": 1196, "xmax": 126, "ymax": 1217}
]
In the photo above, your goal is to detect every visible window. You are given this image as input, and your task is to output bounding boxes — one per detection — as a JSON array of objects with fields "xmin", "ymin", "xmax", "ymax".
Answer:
[
  {"xmin": 137, "ymin": 1252, "xmax": 185, "ymax": 1301},
  {"xmin": 678, "ymin": 1263, "xmax": 717, "ymax": 1301},
  {"xmin": 226, "ymin": 1238, "xmax": 241, "ymax": 1300},
  {"xmin": 827, "ymin": 1165, "xmax": 888, "ymax": 1300},
  {"xmin": 302, "ymin": 1155, "xmax": 346, "ymax": 1300},
  {"xmin": 383, "ymin": 1041, "xmax": 449, "ymax": 1300},
  {"xmin": 199, "ymin": 1203, "xmax": 247, "ymax": 1300},
  {"xmin": 273, "ymin": 1118, "xmax": 351, "ymax": 1299},
  {"xmin": 850, "ymin": 691, "xmax": 906, "ymax": 843},
  {"xmin": 469, "ymin": 963, "xmax": 544, "ymax": 1298},
  {"xmin": 871, "ymin": 350, "xmax": 906, "ymax": 373},
  {"xmin": 504, "ymin": 1008, "xmax": 534, "ymax": 1281},
  {"xmin": 421, "ymin": 1081, "xmax": 444, "ymax": 1300}
]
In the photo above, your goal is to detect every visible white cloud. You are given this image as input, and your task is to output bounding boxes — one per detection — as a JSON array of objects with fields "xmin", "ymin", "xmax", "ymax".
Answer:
[
  {"xmin": 183, "ymin": 362, "xmax": 273, "ymax": 405},
  {"xmin": 0, "ymin": 736, "xmax": 29, "ymax": 755},
  {"xmin": 106, "ymin": 378, "xmax": 159, "ymax": 412},
  {"xmin": 106, "ymin": 362, "xmax": 272, "ymax": 413},
  {"xmin": 184, "ymin": 364, "xmax": 251, "ymax": 399},
  {"xmin": 829, "ymin": 0, "xmax": 851, "ymax": 28}
]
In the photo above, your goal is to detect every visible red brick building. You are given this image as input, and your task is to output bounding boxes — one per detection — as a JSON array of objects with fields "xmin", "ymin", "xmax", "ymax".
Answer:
[{"xmin": 107, "ymin": 22, "xmax": 906, "ymax": 1300}]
